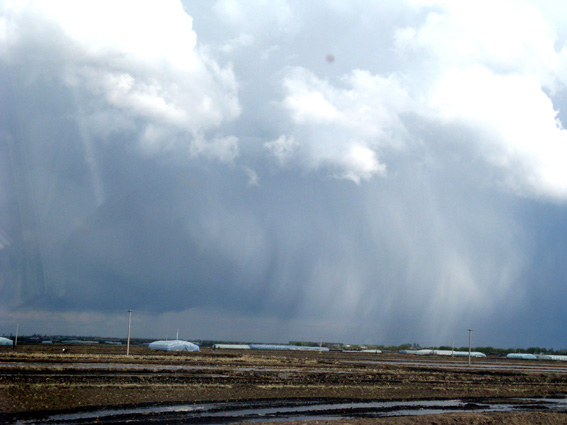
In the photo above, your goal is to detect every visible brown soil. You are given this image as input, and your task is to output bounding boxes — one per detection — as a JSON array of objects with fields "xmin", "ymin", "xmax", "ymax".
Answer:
[
  {"xmin": 282, "ymin": 412, "xmax": 567, "ymax": 424},
  {"xmin": 1, "ymin": 345, "xmax": 566, "ymax": 424}
]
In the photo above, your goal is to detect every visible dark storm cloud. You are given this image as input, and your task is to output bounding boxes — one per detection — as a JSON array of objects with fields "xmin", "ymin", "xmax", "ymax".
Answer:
[{"xmin": 1, "ymin": 0, "xmax": 567, "ymax": 347}]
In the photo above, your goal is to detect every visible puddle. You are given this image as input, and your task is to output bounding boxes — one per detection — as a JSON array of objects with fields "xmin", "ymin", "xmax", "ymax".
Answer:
[{"xmin": 15, "ymin": 397, "xmax": 567, "ymax": 424}]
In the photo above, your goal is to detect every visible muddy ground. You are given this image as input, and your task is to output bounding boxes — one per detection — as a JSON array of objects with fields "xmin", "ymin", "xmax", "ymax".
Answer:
[{"xmin": 1, "ymin": 345, "xmax": 566, "ymax": 423}]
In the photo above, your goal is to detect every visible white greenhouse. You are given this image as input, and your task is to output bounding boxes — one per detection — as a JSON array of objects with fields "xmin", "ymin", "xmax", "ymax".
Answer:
[
  {"xmin": 507, "ymin": 353, "xmax": 537, "ymax": 360},
  {"xmin": 538, "ymin": 355, "xmax": 567, "ymax": 361},
  {"xmin": 0, "ymin": 337, "xmax": 13, "ymax": 346},
  {"xmin": 148, "ymin": 340, "xmax": 200, "ymax": 352}
]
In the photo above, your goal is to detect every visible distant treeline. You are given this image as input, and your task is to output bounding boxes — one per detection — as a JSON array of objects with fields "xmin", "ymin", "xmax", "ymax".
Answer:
[
  {"xmin": 447, "ymin": 346, "xmax": 567, "ymax": 356},
  {"xmin": 395, "ymin": 344, "xmax": 567, "ymax": 355},
  {"xmin": 4, "ymin": 335, "xmax": 566, "ymax": 355},
  {"xmin": 291, "ymin": 341, "xmax": 567, "ymax": 355}
]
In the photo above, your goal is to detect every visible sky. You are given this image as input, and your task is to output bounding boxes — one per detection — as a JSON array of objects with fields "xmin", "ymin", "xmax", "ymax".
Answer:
[{"xmin": 1, "ymin": 0, "xmax": 567, "ymax": 349}]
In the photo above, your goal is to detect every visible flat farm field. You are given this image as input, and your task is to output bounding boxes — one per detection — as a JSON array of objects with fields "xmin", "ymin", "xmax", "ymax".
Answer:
[{"xmin": 1, "ymin": 345, "xmax": 567, "ymax": 424}]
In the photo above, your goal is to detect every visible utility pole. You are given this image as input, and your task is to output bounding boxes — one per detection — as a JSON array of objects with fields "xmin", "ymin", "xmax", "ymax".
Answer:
[
  {"xmin": 468, "ymin": 329, "xmax": 473, "ymax": 366},
  {"xmin": 14, "ymin": 323, "xmax": 19, "ymax": 350},
  {"xmin": 127, "ymin": 310, "xmax": 132, "ymax": 356}
]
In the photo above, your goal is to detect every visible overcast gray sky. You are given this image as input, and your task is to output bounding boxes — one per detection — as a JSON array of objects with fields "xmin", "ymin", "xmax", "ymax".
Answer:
[{"xmin": 1, "ymin": 0, "xmax": 567, "ymax": 349}]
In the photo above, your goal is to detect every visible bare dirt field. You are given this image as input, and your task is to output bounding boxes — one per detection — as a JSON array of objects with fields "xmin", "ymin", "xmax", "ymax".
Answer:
[{"xmin": 1, "ymin": 345, "xmax": 566, "ymax": 424}]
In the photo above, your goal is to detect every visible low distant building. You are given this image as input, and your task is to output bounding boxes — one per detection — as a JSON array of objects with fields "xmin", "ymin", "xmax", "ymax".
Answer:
[
  {"xmin": 452, "ymin": 351, "xmax": 486, "ymax": 358},
  {"xmin": 249, "ymin": 344, "xmax": 329, "ymax": 352},
  {"xmin": 538, "ymin": 355, "xmax": 567, "ymax": 361},
  {"xmin": 400, "ymin": 349, "xmax": 486, "ymax": 357},
  {"xmin": 212, "ymin": 343, "xmax": 329, "ymax": 352},
  {"xmin": 213, "ymin": 344, "xmax": 251, "ymax": 350}
]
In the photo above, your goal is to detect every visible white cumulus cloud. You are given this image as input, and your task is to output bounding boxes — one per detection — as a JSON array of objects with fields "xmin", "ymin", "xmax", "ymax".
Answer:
[
  {"xmin": 0, "ymin": 0, "xmax": 241, "ymax": 161},
  {"xmin": 278, "ymin": 67, "xmax": 410, "ymax": 183},
  {"xmin": 397, "ymin": 0, "xmax": 567, "ymax": 200},
  {"xmin": 428, "ymin": 66, "xmax": 567, "ymax": 198}
]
